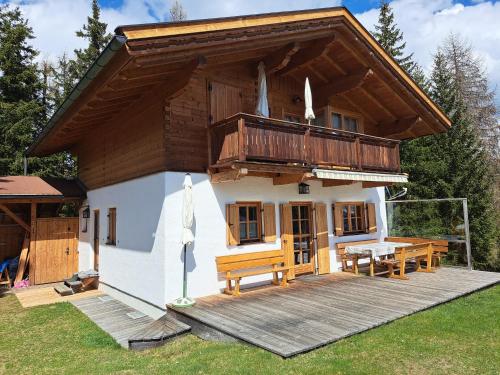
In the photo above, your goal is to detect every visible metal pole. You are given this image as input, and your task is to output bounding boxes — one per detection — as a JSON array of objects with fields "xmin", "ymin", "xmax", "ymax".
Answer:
[
  {"xmin": 23, "ymin": 156, "xmax": 28, "ymax": 175},
  {"xmin": 462, "ymin": 199, "xmax": 472, "ymax": 270},
  {"xmin": 183, "ymin": 244, "xmax": 187, "ymax": 298}
]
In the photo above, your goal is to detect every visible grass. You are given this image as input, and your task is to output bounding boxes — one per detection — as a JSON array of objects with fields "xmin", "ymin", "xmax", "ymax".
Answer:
[{"xmin": 0, "ymin": 286, "xmax": 499, "ymax": 375}]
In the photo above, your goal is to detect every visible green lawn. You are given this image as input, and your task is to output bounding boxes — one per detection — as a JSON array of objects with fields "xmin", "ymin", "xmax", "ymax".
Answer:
[{"xmin": 0, "ymin": 286, "xmax": 499, "ymax": 375}]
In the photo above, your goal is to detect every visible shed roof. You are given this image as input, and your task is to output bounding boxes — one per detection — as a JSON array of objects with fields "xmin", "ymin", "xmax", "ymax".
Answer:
[{"xmin": 0, "ymin": 176, "xmax": 86, "ymax": 200}]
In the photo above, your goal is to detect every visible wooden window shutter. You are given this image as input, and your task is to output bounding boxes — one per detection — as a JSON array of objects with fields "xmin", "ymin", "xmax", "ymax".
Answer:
[
  {"xmin": 333, "ymin": 204, "xmax": 344, "ymax": 237},
  {"xmin": 314, "ymin": 203, "xmax": 330, "ymax": 274},
  {"xmin": 262, "ymin": 203, "xmax": 276, "ymax": 243},
  {"xmin": 279, "ymin": 203, "xmax": 295, "ymax": 280},
  {"xmin": 366, "ymin": 203, "xmax": 377, "ymax": 233},
  {"xmin": 226, "ymin": 204, "xmax": 240, "ymax": 245}
]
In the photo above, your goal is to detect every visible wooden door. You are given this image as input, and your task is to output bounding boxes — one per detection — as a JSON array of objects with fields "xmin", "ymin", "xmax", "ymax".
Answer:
[
  {"xmin": 93, "ymin": 210, "xmax": 99, "ymax": 271},
  {"xmin": 282, "ymin": 203, "xmax": 315, "ymax": 276},
  {"xmin": 280, "ymin": 204, "xmax": 295, "ymax": 280},
  {"xmin": 314, "ymin": 203, "xmax": 331, "ymax": 274},
  {"xmin": 34, "ymin": 217, "xmax": 79, "ymax": 284},
  {"xmin": 209, "ymin": 81, "xmax": 243, "ymax": 123}
]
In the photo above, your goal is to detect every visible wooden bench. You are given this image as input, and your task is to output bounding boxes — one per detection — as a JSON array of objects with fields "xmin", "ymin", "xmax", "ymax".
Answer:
[
  {"xmin": 381, "ymin": 242, "xmax": 434, "ymax": 280},
  {"xmin": 215, "ymin": 250, "xmax": 290, "ymax": 296},
  {"xmin": 336, "ymin": 240, "xmax": 379, "ymax": 276},
  {"xmin": 385, "ymin": 237, "xmax": 449, "ymax": 267}
]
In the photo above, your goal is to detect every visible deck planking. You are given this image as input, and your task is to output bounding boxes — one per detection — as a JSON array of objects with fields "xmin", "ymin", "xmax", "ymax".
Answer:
[
  {"xmin": 169, "ymin": 267, "xmax": 500, "ymax": 358},
  {"xmin": 72, "ymin": 294, "xmax": 190, "ymax": 349}
]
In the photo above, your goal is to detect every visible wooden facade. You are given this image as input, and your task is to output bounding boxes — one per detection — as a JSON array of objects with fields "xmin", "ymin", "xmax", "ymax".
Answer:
[{"xmin": 27, "ymin": 8, "xmax": 451, "ymax": 190}]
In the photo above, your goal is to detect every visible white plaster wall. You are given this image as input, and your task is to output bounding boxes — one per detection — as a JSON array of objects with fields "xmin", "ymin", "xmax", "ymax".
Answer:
[
  {"xmin": 78, "ymin": 171, "xmax": 388, "ymax": 309},
  {"xmin": 163, "ymin": 172, "xmax": 388, "ymax": 303},
  {"xmin": 77, "ymin": 173, "xmax": 168, "ymax": 311}
]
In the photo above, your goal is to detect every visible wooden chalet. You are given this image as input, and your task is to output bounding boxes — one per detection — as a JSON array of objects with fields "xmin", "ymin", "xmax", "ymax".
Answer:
[{"xmin": 24, "ymin": 8, "xmax": 451, "ymax": 315}]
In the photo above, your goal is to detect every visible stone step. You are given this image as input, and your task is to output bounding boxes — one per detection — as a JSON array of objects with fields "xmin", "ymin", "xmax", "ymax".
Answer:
[{"xmin": 54, "ymin": 284, "xmax": 73, "ymax": 296}]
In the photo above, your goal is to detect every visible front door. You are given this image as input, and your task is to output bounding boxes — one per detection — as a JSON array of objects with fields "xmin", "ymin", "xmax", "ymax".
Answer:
[
  {"xmin": 290, "ymin": 203, "xmax": 314, "ymax": 275},
  {"xmin": 34, "ymin": 217, "xmax": 79, "ymax": 284},
  {"xmin": 93, "ymin": 210, "xmax": 99, "ymax": 271}
]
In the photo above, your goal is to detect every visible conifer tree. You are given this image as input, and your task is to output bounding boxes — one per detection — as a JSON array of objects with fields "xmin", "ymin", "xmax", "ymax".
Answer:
[
  {"xmin": 71, "ymin": 0, "xmax": 111, "ymax": 81},
  {"xmin": 374, "ymin": 0, "xmax": 415, "ymax": 74},
  {"xmin": 170, "ymin": 0, "xmax": 187, "ymax": 21},
  {"xmin": 0, "ymin": 5, "xmax": 41, "ymax": 174},
  {"xmin": 50, "ymin": 53, "xmax": 74, "ymax": 108}
]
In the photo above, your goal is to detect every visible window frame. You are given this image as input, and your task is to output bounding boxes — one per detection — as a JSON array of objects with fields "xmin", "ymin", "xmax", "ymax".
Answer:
[
  {"xmin": 336, "ymin": 202, "xmax": 367, "ymax": 236},
  {"xmin": 236, "ymin": 201, "xmax": 262, "ymax": 244},
  {"xmin": 329, "ymin": 106, "xmax": 364, "ymax": 133},
  {"xmin": 106, "ymin": 207, "xmax": 117, "ymax": 246}
]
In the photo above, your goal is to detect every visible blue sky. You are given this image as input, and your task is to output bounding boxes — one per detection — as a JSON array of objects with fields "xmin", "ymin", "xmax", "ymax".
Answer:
[{"xmin": 4, "ymin": 1, "xmax": 500, "ymax": 108}]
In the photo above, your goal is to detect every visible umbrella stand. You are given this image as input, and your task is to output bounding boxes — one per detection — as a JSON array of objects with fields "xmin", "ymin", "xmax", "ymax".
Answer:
[{"xmin": 172, "ymin": 244, "xmax": 195, "ymax": 307}]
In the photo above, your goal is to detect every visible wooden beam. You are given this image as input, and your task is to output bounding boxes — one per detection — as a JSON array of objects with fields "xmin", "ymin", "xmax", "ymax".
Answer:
[
  {"xmin": 315, "ymin": 69, "xmax": 373, "ymax": 100},
  {"xmin": 341, "ymin": 94, "xmax": 378, "ymax": 124},
  {"xmin": 263, "ymin": 42, "xmax": 301, "ymax": 74},
  {"xmin": 279, "ymin": 35, "xmax": 335, "ymax": 76},
  {"xmin": 322, "ymin": 180, "xmax": 354, "ymax": 187},
  {"xmin": 377, "ymin": 116, "xmax": 421, "ymax": 138},
  {"xmin": 29, "ymin": 202, "xmax": 37, "ymax": 285},
  {"xmin": 0, "ymin": 203, "xmax": 30, "ymax": 232},
  {"xmin": 273, "ymin": 172, "xmax": 314, "ymax": 185},
  {"xmin": 210, "ymin": 168, "xmax": 248, "ymax": 183},
  {"xmin": 360, "ymin": 87, "xmax": 398, "ymax": 120},
  {"xmin": 362, "ymin": 181, "xmax": 394, "ymax": 188},
  {"xmin": 154, "ymin": 55, "xmax": 206, "ymax": 100}
]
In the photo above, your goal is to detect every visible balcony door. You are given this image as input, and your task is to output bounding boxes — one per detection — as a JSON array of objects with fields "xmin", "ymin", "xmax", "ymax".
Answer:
[
  {"xmin": 208, "ymin": 81, "xmax": 243, "ymax": 123},
  {"xmin": 281, "ymin": 203, "xmax": 314, "ymax": 277}
]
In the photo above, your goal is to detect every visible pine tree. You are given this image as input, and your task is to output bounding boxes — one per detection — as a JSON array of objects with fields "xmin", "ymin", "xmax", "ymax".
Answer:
[
  {"xmin": 170, "ymin": 0, "xmax": 187, "ymax": 21},
  {"xmin": 71, "ymin": 0, "xmax": 111, "ymax": 81},
  {"xmin": 0, "ymin": 6, "xmax": 75, "ymax": 177},
  {"xmin": 0, "ymin": 5, "xmax": 41, "ymax": 174},
  {"xmin": 374, "ymin": 0, "xmax": 415, "ymax": 74},
  {"xmin": 50, "ymin": 53, "xmax": 74, "ymax": 108}
]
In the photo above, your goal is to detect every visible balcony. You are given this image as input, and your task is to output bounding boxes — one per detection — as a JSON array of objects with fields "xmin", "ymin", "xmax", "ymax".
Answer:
[{"xmin": 208, "ymin": 114, "xmax": 401, "ymax": 175}]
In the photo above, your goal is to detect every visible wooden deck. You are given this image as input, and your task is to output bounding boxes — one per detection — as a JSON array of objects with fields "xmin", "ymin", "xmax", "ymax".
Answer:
[
  {"xmin": 72, "ymin": 294, "xmax": 190, "ymax": 349},
  {"xmin": 14, "ymin": 284, "xmax": 103, "ymax": 308},
  {"xmin": 169, "ymin": 267, "xmax": 500, "ymax": 358}
]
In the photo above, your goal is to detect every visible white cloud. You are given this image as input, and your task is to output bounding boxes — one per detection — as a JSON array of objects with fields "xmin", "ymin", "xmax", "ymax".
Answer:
[
  {"xmin": 6, "ymin": 0, "xmax": 499, "ymax": 107},
  {"xmin": 356, "ymin": 0, "xmax": 500, "ymax": 106}
]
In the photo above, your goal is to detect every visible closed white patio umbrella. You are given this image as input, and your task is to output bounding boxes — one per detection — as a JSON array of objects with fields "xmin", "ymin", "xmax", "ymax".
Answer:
[
  {"xmin": 173, "ymin": 173, "xmax": 195, "ymax": 307},
  {"xmin": 304, "ymin": 77, "xmax": 315, "ymax": 124},
  {"xmin": 255, "ymin": 61, "xmax": 269, "ymax": 117}
]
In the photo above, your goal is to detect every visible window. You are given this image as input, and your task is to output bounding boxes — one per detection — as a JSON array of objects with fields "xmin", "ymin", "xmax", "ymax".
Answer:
[
  {"xmin": 283, "ymin": 113, "xmax": 302, "ymax": 123},
  {"xmin": 331, "ymin": 112, "xmax": 360, "ymax": 133},
  {"xmin": 238, "ymin": 203, "xmax": 261, "ymax": 243},
  {"xmin": 342, "ymin": 203, "xmax": 364, "ymax": 234},
  {"xmin": 333, "ymin": 202, "xmax": 377, "ymax": 236},
  {"xmin": 311, "ymin": 111, "xmax": 326, "ymax": 127},
  {"xmin": 107, "ymin": 208, "xmax": 116, "ymax": 245}
]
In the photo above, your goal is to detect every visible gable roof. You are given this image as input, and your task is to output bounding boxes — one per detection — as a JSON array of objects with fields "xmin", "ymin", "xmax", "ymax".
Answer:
[{"xmin": 27, "ymin": 7, "xmax": 450, "ymax": 157}]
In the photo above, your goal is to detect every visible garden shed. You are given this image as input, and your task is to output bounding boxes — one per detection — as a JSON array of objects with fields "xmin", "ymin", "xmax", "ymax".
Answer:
[{"xmin": 0, "ymin": 176, "xmax": 85, "ymax": 285}]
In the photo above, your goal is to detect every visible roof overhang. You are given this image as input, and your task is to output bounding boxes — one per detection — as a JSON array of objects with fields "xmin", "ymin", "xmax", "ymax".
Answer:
[{"xmin": 27, "ymin": 7, "xmax": 451, "ymax": 157}]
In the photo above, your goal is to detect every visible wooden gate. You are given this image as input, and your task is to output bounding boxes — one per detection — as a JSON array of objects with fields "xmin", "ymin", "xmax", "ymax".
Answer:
[{"xmin": 33, "ymin": 217, "xmax": 79, "ymax": 284}]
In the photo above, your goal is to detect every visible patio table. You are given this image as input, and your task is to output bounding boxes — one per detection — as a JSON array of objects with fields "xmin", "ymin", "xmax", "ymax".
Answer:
[{"xmin": 345, "ymin": 241, "xmax": 413, "ymax": 276}]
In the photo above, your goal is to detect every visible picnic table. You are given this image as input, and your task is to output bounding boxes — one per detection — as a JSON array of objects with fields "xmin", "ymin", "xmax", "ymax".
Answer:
[{"xmin": 345, "ymin": 241, "xmax": 413, "ymax": 276}]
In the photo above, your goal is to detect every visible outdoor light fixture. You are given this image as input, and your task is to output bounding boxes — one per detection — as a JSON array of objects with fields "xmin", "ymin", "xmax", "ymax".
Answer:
[
  {"xmin": 298, "ymin": 182, "xmax": 310, "ymax": 194},
  {"xmin": 292, "ymin": 95, "xmax": 303, "ymax": 104},
  {"xmin": 81, "ymin": 206, "xmax": 90, "ymax": 233},
  {"xmin": 82, "ymin": 206, "xmax": 90, "ymax": 218}
]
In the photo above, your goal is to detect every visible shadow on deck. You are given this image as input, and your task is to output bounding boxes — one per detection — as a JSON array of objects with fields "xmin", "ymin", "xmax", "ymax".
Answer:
[{"xmin": 168, "ymin": 267, "xmax": 500, "ymax": 358}]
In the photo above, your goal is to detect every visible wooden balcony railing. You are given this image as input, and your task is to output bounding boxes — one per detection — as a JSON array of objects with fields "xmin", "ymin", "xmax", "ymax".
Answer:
[{"xmin": 208, "ymin": 113, "xmax": 401, "ymax": 173}]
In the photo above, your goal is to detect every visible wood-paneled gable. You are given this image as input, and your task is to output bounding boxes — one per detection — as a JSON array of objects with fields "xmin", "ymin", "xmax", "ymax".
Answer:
[{"xmin": 74, "ymin": 94, "xmax": 166, "ymax": 189}]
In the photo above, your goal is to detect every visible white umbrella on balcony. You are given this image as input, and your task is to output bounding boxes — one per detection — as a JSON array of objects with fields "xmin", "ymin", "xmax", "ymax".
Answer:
[
  {"xmin": 255, "ymin": 61, "xmax": 269, "ymax": 117},
  {"xmin": 304, "ymin": 77, "xmax": 315, "ymax": 125},
  {"xmin": 173, "ymin": 173, "xmax": 195, "ymax": 308}
]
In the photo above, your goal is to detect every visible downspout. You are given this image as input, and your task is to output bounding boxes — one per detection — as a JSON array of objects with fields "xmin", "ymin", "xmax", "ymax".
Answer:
[{"xmin": 26, "ymin": 35, "xmax": 128, "ymax": 156}]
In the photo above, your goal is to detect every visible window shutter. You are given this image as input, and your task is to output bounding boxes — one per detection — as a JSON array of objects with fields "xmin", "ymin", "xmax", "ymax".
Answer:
[
  {"xmin": 314, "ymin": 203, "xmax": 330, "ymax": 274},
  {"xmin": 262, "ymin": 203, "xmax": 276, "ymax": 243},
  {"xmin": 280, "ymin": 203, "xmax": 295, "ymax": 280},
  {"xmin": 333, "ymin": 204, "xmax": 344, "ymax": 236},
  {"xmin": 366, "ymin": 203, "xmax": 377, "ymax": 233},
  {"xmin": 226, "ymin": 204, "xmax": 240, "ymax": 245}
]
